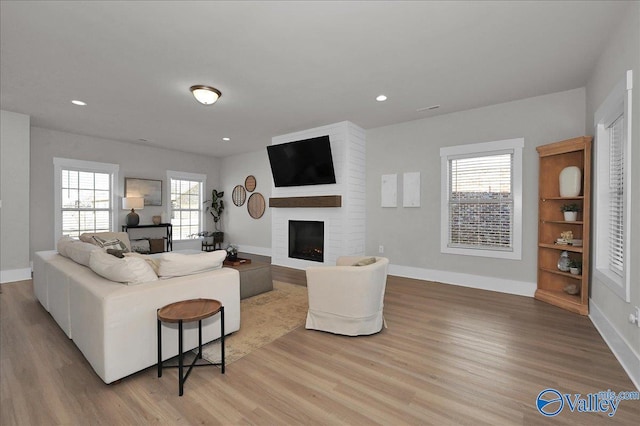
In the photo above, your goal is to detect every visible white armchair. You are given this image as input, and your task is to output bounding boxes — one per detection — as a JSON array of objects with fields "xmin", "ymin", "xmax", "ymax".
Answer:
[{"xmin": 305, "ymin": 256, "xmax": 389, "ymax": 336}]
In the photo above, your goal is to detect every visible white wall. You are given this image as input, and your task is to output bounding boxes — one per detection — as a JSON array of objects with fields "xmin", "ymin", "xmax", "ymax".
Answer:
[
  {"xmin": 30, "ymin": 127, "xmax": 222, "ymax": 256},
  {"xmin": 585, "ymin": 1, "xmax": 639, "ymax": 389},
  {"xmin": 365, "ymin": 88, "xmax": 586, "ymax": 296},
  {"xmin": 0, "ymin": 110, "xmax": 30, "ymax": 283},
  {"xmin": 219, "ymin": 148, "xmax": 272, "ymax": 255},
  {"xmin": 270, "ymin": 121, "xmax": 366, "ymax": 269}
]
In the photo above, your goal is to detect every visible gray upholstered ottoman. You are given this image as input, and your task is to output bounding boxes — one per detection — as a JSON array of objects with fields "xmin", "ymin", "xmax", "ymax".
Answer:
[{"xmin": 224, "ymin": 261, "xmax": 273, "ymax": 299}]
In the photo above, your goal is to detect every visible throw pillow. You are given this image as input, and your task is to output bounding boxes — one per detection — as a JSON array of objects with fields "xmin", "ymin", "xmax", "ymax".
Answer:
[
  {"xmin": 352, "ymin": 257, "xmax": 377, "ymax": 267},
  {"xmin": 92, "ymin": 236, "xmax": 130, "ymax": 252},
  {"xmin": 157, "ymin": 250, "xmax": 227, "ymax": 278},
  {"xmin": 66, "ymin": 241, "xmax": 102, "ymax": 267},
  {"xmin": 57, "ymin": 236, "xmax": 77, "ymax": 257},
  {"xmin": 80, "ymin": 232, "xmax": 132, "ymax": 251},
  {"xmin": 89, "ymin": 250, "xmax": 158, "ymax": 285},
  {"xmin": 106, "ymin": 248, "xmax": 126, "ymax": 258}
]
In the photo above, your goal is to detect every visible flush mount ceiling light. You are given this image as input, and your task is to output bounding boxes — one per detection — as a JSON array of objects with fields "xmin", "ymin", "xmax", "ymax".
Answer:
[
  {"xmin": 190, "ymin": 85, "xmax": 221, "ymax": 105},
  {"xmin": 71, "ymin": 100, "xmax": 87, "ymax": 106},
  {"xmin": 376, "ymin": 95, "xmax": 387, "ymax": 102}
]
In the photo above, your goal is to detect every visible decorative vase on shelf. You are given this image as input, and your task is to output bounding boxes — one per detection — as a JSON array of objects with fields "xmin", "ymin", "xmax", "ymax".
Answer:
[
  {"xmin": 559, "ymin": 166, "xmax": 581, "ymax": 197},
  {"xmin": 563, "ymin": 211, "xmax": 578, "ymax": 221},
  {"xmin": 557, "ymin": 251, "xmax": 571, "ymax": 272}
]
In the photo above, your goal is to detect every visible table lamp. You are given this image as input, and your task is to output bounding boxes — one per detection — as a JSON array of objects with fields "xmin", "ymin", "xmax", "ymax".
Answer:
[{"xmin": 123, "ymin": 197, "xmax": 144, "ymax": 226}]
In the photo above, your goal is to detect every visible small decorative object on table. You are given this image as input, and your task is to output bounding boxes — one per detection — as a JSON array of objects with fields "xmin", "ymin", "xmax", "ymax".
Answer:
[
  {"xmin": 559, "ymin": 166, "xmax": 581, "ymax": 197},
  {"xmin": 152, "ymin": 215, "xmax": 162, "ymax": 225}
]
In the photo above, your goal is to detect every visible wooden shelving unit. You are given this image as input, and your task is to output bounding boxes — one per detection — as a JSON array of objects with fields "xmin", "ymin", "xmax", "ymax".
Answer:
[{"xmin": 535, "ymin": 136, "xmax": 592, "ymax": 315}]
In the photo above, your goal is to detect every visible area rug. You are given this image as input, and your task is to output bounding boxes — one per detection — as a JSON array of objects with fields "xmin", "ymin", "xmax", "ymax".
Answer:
[{"xmin": 200, "ymin": 281, "xmax": 308, "ymax": 365}]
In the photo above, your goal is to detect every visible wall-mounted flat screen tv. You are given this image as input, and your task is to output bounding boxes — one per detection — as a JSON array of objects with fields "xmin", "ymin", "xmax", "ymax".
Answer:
[{"xmin": 267, "ymin": 135, "xmax": 336, "ymax": 187}]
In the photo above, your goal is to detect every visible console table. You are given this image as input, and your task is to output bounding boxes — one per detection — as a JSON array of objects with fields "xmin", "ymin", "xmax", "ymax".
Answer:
[{"xmin": 122, "ymin": 223, "xmax": 173, "ymax": 252}]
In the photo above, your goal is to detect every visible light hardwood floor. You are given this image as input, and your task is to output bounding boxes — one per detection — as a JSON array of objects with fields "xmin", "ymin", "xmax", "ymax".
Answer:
[{"xmin": 1, "ymin": 275, "xmax": 638, "ymax": 425}]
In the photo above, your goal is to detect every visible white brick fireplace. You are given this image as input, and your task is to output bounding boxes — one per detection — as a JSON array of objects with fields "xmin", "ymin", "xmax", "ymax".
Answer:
[{"xmin": 270, "ymin": 121, "xmax": 366, "ymax": 269}]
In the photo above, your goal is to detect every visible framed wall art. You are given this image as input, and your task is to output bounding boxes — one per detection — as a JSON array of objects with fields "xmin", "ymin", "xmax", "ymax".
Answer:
[{"xmin": 125, "ymin": 178, "xmax": 163, "ymax": 206}]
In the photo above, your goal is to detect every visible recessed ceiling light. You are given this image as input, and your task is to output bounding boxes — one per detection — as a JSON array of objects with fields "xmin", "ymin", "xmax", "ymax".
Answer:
[
  {"xmin": 376, "ymin": 95, "xmax": 387, "ymax": 102},
  {"xmin": 138, "ymin": 138, "xmax": 148, "ymax": 142},
  {"xmin": 222, "ymin": 137, "xmax": 230, "ymax": 141},
  {"xmin": 71, "ymin": 100, "xmax": 87, "ymax": 106}
]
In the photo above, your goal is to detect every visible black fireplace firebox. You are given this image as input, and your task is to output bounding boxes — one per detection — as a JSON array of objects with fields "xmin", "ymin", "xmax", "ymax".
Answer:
[{"xmin": 289, "ymin": 220, "xmax": 324, "ymax": 262}]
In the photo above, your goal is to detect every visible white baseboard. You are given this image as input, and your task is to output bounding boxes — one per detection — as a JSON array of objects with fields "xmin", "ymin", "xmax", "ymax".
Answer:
[
  {"xmin": 589, "ymin": 300, "xmax": 640, "ymax": 391},
  {"xmin": 0, "ymin": 267, "xmax": 32, "ymax": 284},
  {"xmin": 388, "ymin": 264, "xmax": 536, "ymax": 297},
  {"xmin": 274, "ymin": 260, "xmax": 536, "ymax": 297}
]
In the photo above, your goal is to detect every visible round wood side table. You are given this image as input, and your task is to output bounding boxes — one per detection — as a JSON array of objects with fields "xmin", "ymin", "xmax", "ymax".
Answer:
[{"xmin": 157, "ymin": 298, "xmax": 225, "ymax": 396}]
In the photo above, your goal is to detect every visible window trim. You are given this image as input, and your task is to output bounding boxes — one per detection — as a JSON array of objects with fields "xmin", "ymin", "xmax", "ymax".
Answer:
[
  {"xmin": 166, "ymin": 170, "xmax": 207, "ymax": 242},
  {"xmin": 593, "ymin": 70, "xmax": 632, "ymax": 302},
  {"xmin": 440, "ymin": 138, "xmax": 523, "ymax": 260},
  {"xmin": 53, "ymin": 157, "xmax": 119, "ymax": 242}
]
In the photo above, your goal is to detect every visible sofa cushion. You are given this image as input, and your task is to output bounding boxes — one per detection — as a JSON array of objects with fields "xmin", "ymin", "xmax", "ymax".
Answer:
[
  {"xmin": 57, "ymin": 236, "xmax": 77, "ymax": 257},
  {"xmin": 66, "ymin": 241, "xmax": 102, "ymax": 267},
  {"xmin": 89, "ymin": 250, "xmax": 158, "ymax": 285},
  {"xmin": 80, "ymin": 232, "xmax": 132, "ymax": 251},
  {"xmin": 124, "ymin": 252, "xmax": 160, "ymax": 275},
  {"xmin": 158, "ymin": 250, "xmax": 226, "ymax": 278}
]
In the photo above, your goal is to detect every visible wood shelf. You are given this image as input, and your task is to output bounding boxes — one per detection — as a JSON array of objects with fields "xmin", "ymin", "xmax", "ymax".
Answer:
[
  {"xmin": 269, "ymin": 195, "xmax": 342, "ymax": 208},
  {"xmin": 534, "ymin": 289, "xmax": 587, "ymax": 315},
  {"xmin": 536, "ymin": 136, "xmax": 591, "ymax": 316},
  {"xmin": 539, "ymin": 267, "xmax": 582, "ymax": 280},
  {"xmin": 541, "ymin": 196, "xmax": 584, "ymax": 201},
  {"xmin": 540, "ymin": 220, "xmax": 583, "ymax": 225},
  {"xmin": 538, "ymin": 243, "xmax": 583, "ymax": 253}
]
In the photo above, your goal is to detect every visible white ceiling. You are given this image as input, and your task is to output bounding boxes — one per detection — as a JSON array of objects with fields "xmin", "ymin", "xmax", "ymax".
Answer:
[{"xmin": 0, "ymin": 1, "xmax": 631, "ymax": 157}]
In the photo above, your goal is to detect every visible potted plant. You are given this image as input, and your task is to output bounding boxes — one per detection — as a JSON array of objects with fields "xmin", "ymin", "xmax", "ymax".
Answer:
[
  {"xmin": 190, "ymin": 231, "xmax": 218, "ymax": 249},
  {"xmin": 569, "ymin": 259, "xmax": 582, "ymax": 275},
  {"xmin": 205, "ymin": 189, "xmax": 225, "ymax": 245},
  {"xmin": 560, "ymin": 203, "xmax": 580, "ymax": 221},
  {"xmin": 226, "ymin": 244, "xmax": 238, "ymax": 261}
]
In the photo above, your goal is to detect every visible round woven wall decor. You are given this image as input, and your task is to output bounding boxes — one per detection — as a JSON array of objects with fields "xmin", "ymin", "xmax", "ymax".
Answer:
[
  {"xmin": 232, "ymin": 185, "xmax": 246, "ymax": 206},
  {"xmin": 247, "ymin": 193, "xmax": 265, "ymax": 219},
  {"xmin": 244, "ymin": 175, "xmax": 257, "ymax": 192}
]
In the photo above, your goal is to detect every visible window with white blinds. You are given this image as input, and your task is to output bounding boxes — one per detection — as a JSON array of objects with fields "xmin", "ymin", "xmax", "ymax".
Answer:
[
  {"xmin": 54, "ymin": 158, "xmax": 119, "ymax": 241},
  {"xmin": 440, "ymin": 138, "xmax": 523, "ymax": 259},
  {"xmin": 449, "ymin": 153, "xmax": 513, "ymax": 249},
  {"xmin": 594, "ymin": 69, "xmax": 632, "ymax": 302},
  {"xmin": 607, "ymin": 114, "xmax": 625, "ymax": 277},
  {"xmin": 167, "ymin": 171, "xmax": 206, "ymax": 241}
]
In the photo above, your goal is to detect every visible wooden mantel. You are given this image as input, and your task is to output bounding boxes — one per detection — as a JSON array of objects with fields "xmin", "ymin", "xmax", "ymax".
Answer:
[{"xmin": 269, "ymin": 195, "xmax": 342, "ymax": 208}]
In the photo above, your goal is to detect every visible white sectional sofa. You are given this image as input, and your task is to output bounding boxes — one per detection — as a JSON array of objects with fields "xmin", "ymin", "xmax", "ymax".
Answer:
[{"xmin": 33, "ymin": 238, "xmax": 240, "ymax": 384}]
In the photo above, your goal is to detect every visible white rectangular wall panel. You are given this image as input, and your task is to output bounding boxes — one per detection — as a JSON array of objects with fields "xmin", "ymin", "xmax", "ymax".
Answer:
[{"xmin": 403, "ymin": 172, "xmax": 421, "ymax": 207}]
